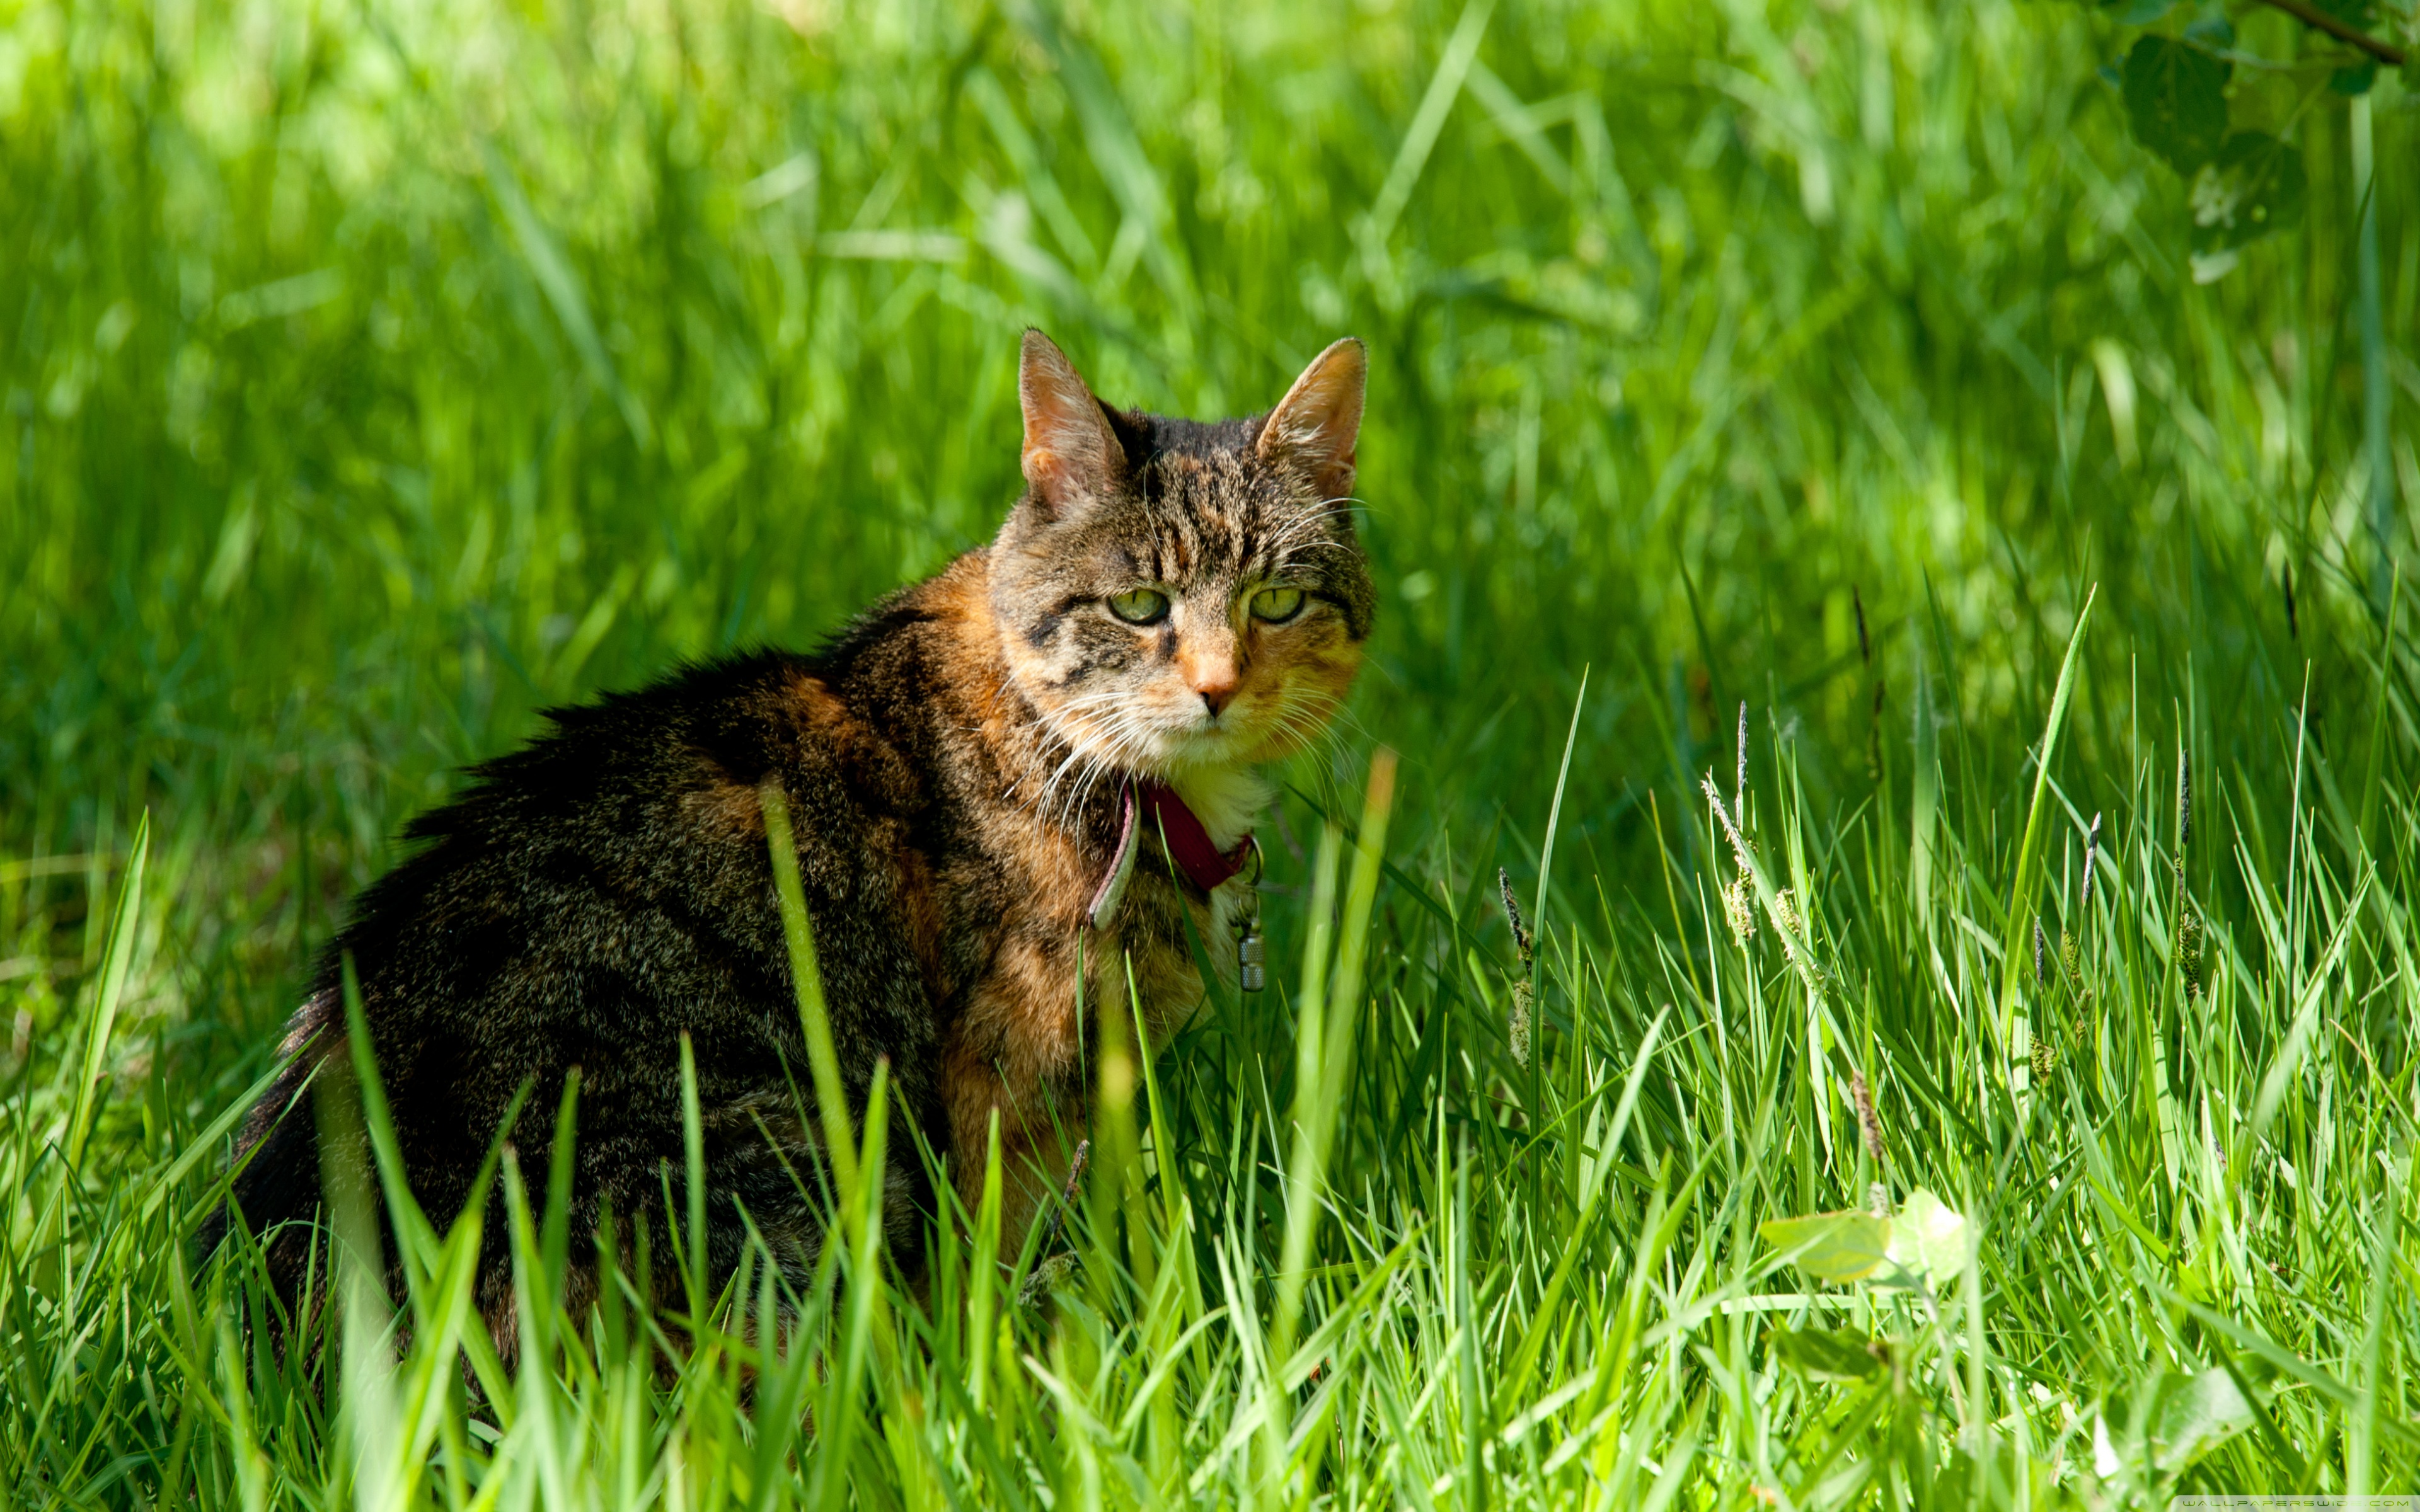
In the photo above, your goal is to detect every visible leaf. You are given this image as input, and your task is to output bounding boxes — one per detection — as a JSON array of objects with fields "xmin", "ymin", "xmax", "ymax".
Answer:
[
  {"xmin": 2094, "ymin": 1367, "xmax": 2257, "ymax": 1477},
  {"xmin": 2189, "ymin": 133, "xmax": 2307, "ymax": 252},
  {"xmin": 1884, "ymin": 1188, "xmax": 1969, "ymax": 1285},
  {"xmin": 2152, "ymin": 1368, "xmax": 2254, "ymax": 1470},
  {"xmin": 1772, "ymin": 1327, "xmax": 1887, "ymax": 1381},
  {"xmin": 2174, "ymin": 1257, "xmax": 2216, "ymax": 1304},
  {"xmin": 2112, "ymin": 0, "xmax": 2174, "ymax": 23},
  {"xmin": 2330, "ymin": 60, "xmax": 2378, "ymax": 96},
  {"xmin": 2121, "ymin": 36, "xmax": 2229, "ymax": 173},
  {"xmin": 1758, "ymin": 1210, "xmax": 1892, "ymax": 1283},
  {"xmin": 67, "ymin": 811, "xmax": 150, "ymax": 1169}
]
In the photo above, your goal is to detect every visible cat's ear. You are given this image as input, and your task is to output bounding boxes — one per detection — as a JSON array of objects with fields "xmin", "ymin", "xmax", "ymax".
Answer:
[
  {"xmin": 1018, "ymin": 330, "xmax": 1124, "ymax": 518},
  {"xmin": 1257, "ymin": 337, "xmax": 1366, "ymax": 503}
]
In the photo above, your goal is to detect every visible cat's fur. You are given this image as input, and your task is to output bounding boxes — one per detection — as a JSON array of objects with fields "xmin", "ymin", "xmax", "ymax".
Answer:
[{"xmin": 207, "ymin": 333, "xmax": 1371, "ymax": 1343}]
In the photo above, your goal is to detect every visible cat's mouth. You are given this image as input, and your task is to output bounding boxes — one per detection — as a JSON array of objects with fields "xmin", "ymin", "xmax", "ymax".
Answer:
[
  {"xmin": 1110, "ymin": 716, "xmax": 1252, "ymax": 774},
  {"xmin": 1167, "ymin": 714, "xmax": 1245, "ymax": 761},
  {"xmin": 1046, "ymin": 701, "xmax": 1264, "ymax": 778},
  {"xmin": 1155, "ymin": 698, "xmax": 1307, "ymax": 772}
]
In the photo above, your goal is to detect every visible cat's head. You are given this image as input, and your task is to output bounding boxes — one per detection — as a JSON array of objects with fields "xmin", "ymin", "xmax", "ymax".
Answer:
[{"xmin": 988, "ymin": 331, "xmax": 1373, "ymax": 784}]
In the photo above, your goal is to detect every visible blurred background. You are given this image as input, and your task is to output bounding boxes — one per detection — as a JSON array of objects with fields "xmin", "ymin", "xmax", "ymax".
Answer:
[{"xmin": 2, "ymin": 0, "xmax": 2410, "ymax": 1068}]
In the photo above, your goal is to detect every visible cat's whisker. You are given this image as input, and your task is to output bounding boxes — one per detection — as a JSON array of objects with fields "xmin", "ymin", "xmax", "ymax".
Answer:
[
  {"xmin": 1274, "ymin": 708, "xmax": 1345, "ymax": 766},
  {"xmin": 1032, "ymin": 699, "xmax": 1165, "ymax": 824},
  {"xmin": 1264, "ymin": 687, "xmax": 1358, "ymax": 767},
  {"xmin": 1038, "ymin": 728, "xmax": 1112, "ymax": 815}
]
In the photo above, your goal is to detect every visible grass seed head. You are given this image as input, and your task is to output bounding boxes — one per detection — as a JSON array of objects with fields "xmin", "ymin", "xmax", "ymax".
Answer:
[
  {"xmin": 1702, "ymin": 770, "xmax": 1763, "ymax": 943},
  {"xmin": 1497, "ymin": 866, "xmax": 1533, "ymax": 970},
  {"xmin": 1735, "ymin": 701, "xmax": 1749, "ymax": 821},
  {"xmin": 2079, "ymin": 811, "xmax": 2102, "ymax": 912},
  {"xmin": 1700, "ymin": 770, "xmax": 1753, "ymax": 874},
  {"xmin": 1509, "ymin": 978, "xmax": 1533, "ymax": 1068},
  {"xmin": 1866, "ymin": 681, "xmax": 1885, "ymax": 782},
  {"xmin": 2176, "ymin": 746, "xmax": 2192, "ymax": 856},
  {"xmin": 1723, "ymin": 874, "xmax": 1757, "ymax": 942},
  {"xmin": 1850, "ymin": 1068, "xmax": 1885, "ymax": 1164},
  {"xmin": 1499, "ymin": 867, "xmax": 1535, "ymax": 1065},
  {"xmin": 1773, "ymin": 888, "xmax": 1804, "ymax": 966}
]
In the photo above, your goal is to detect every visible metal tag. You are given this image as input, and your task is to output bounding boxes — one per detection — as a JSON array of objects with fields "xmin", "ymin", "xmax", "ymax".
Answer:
[
  {"xmin": 1233, "ymin": 835, "xmax": 1266, "ymax": 992},
  {"xmin": 1237, "ymin": 918, "xmax": 1265, "ymax": 992}
]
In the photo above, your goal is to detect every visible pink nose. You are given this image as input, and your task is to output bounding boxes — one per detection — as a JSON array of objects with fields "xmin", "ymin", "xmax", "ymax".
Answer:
[{"xmin": 1195, "ymin": 677, "xmax": 1238, "ymax": 716}]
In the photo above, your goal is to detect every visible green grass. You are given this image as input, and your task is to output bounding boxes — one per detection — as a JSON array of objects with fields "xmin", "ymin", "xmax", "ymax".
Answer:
[{"xmin": 5, "ymin": 0, "xmax": 2419, "ymax": 1504}]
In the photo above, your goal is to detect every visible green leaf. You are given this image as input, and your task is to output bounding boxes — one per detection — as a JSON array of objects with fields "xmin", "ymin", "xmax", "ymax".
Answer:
[
  {"xmin": 1759, "ymin": 1210, "xmax": 1892, "ymax": 1283},
  {"xmin": 67, "ymin": 811, "xmax": 149, "ymax": 1170},
  {"xmin": 1772, "ymin": 1327, "xmax": 1887, "ymax": 1381},
  {"xmin": 2190, "ymin": 132, "xmax": 2307, "ymax": 252},
  {"xmin": 2152, "ymin": 1368, "xmax": 2255, "ymax": 1469},
  {"xmin": 2330, "ymin": 60, "xmax": 2378, "ymax": 96},
  {"xmin": 2098, "ymin": 1367, "xmax": 2259, "ymax": 1477},
  {"xmin": 2121, "ymin": 36, "xmax": 2229, "ymax": 173},
  {"xmin": 1884, "ymin": 1188, "xmax": 1969, "ymax": 1285}
]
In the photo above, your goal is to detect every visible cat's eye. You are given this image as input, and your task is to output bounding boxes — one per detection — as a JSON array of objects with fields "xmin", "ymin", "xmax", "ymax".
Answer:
[
  {"xmin": 1250, "ymin": 587, "xmax": 1307, "ymax": 624},
  {"xmin": 1107, "ymin": 588, "xmax": 1170, "ymax": 625}
]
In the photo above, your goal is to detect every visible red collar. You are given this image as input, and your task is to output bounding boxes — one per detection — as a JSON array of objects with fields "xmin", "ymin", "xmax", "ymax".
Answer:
[
  {"xmin": 1141, "ymin": 781, "xmax": 1255, "ymax": 891},
  {"xmin": 1086, "ymin": 777, "xmax": 1255, "ymax": 928}
]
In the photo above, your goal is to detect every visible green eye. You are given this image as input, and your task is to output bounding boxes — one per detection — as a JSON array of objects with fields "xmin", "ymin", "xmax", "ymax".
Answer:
[
  {"xmin": 1107, "ymin": 588, "xmax": 1170, "ymax": 625},
  {"xmin": 1250, "ymin": 586, "xmax": 1307, "ymax": 623}
]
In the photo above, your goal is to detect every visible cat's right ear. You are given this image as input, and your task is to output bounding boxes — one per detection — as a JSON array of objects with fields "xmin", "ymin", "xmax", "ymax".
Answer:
[{"xmin": 1018, "ymin": 331, "xmax": 1124, "ymax": 518}]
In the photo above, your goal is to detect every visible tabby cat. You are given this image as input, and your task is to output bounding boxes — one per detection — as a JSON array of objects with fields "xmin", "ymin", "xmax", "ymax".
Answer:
[{"xmin": 209, "ymin": 331, "xmax": 1373, "ymax": 1343}]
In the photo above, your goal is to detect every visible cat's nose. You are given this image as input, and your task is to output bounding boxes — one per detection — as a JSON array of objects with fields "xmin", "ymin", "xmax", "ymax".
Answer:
[{"xmin": 1179, "ymin": 640, "xmax": 1241, "ymax": 717}]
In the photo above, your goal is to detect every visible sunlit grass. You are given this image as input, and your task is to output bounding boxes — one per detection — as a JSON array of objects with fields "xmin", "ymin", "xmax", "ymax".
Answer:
[{"xmin": 3, "ymin": 0, "xmax": 2416, "ymax": 1504}]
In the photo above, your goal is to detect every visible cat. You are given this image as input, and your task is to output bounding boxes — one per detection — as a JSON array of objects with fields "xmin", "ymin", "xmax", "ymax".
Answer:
[{"xmin": 205, "ymin": 331, "xmax": 1373, "ymax": 1347}]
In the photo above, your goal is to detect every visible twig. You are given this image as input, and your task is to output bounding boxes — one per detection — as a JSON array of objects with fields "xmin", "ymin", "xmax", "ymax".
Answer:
[
  {"xmin": 2251, "ymin": 0, "xmax": 2407, "ymax": 66},
  {"xmin": 1017, "ymin": 1138, "xmax": 1092, "ymax": 1308}
]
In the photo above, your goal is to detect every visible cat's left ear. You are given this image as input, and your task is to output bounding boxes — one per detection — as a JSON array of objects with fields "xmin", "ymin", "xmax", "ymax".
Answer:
[{"xmin": 1257, "ymin": 338, "xmax": 1366, "ymax": 503}]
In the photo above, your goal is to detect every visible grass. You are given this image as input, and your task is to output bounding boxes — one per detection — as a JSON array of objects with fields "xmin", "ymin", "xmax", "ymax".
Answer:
[{"xmin": 4, "ymin": 0, "xmax": 2418, "ymax": 1504}]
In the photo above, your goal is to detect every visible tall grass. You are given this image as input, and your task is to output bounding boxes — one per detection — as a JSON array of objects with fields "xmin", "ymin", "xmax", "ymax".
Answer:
[{"xmin": 4, "ymin": 0, "xmax": 2416, "ymax": 1503}]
